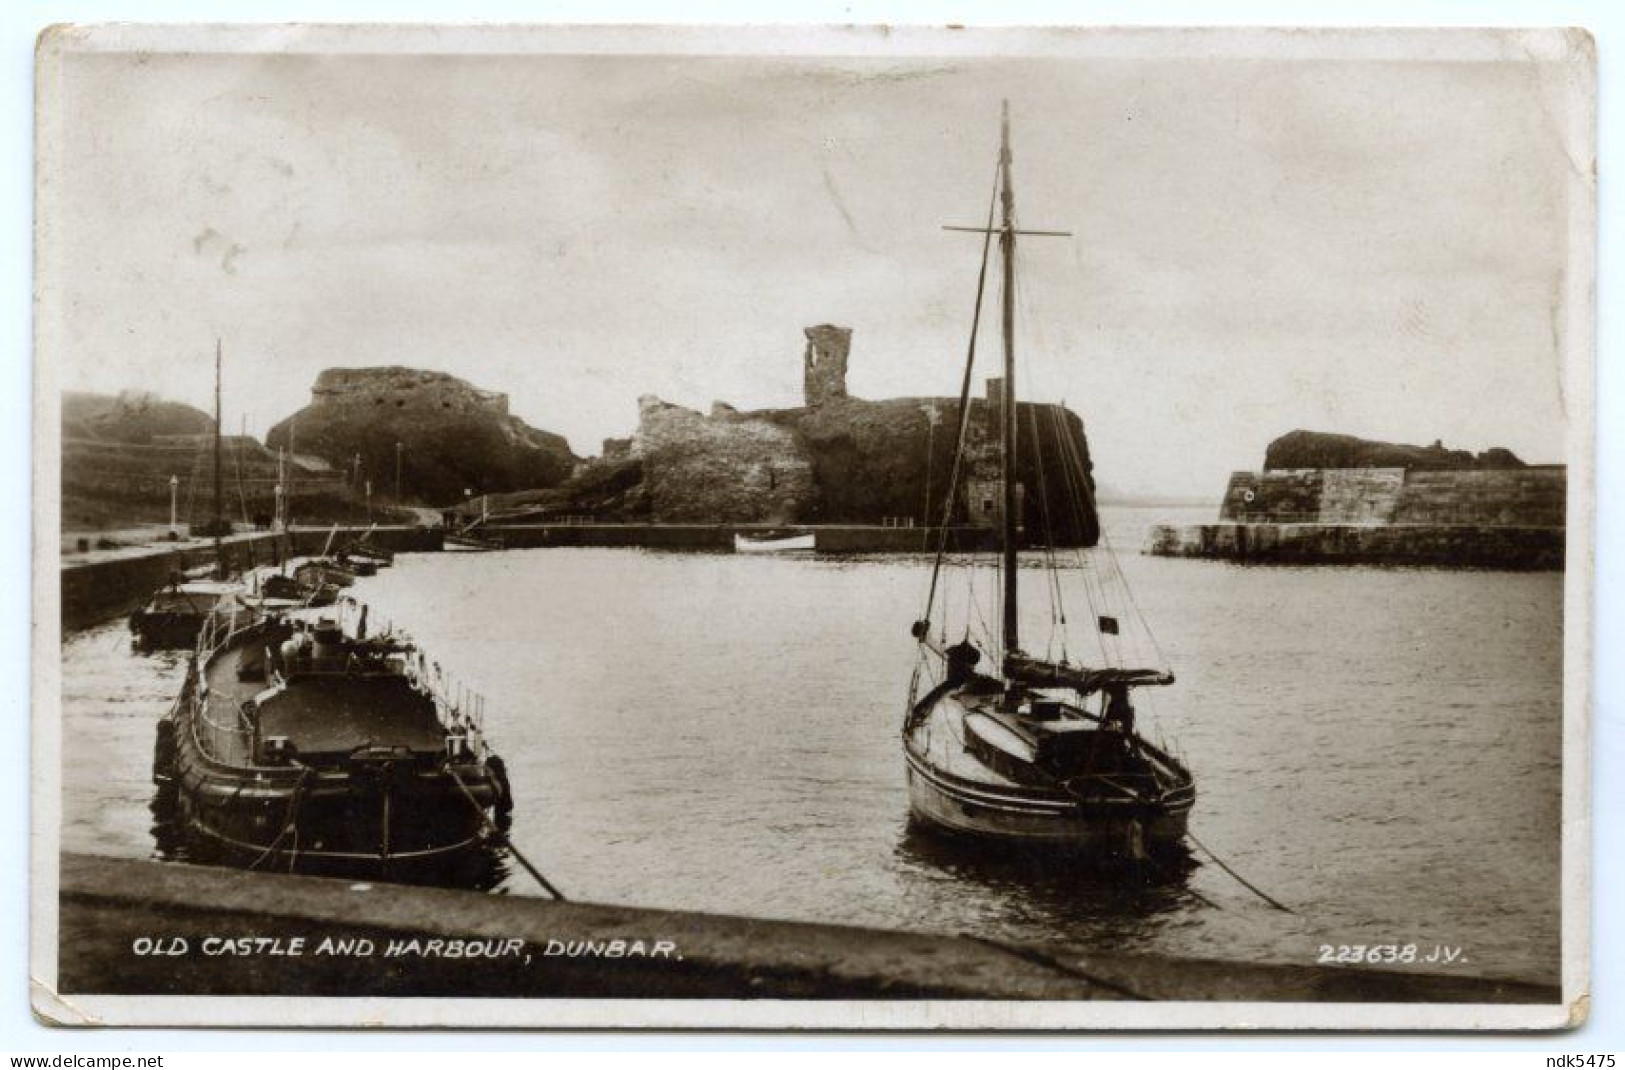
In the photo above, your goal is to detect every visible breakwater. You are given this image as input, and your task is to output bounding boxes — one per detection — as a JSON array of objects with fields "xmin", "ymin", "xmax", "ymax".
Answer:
[
  {"xmin": 50, "ymin": 852, "xmax": 1559, "ymax": 1012},
  {"xmin": 1146, "ymin": 466, "xmax": 1565, "ymax": 569}
]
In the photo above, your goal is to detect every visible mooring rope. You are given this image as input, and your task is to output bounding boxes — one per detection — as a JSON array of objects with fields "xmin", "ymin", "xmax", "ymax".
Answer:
[
  {"xmin": 247, "ymin": 765, "xmax": 312, "ymax": 872},
  {"xmin": 1183, "ymin": 828, "xmax": 1296, "ymax": 914},
  {"xmin": 444, "ymin": 762, "xmax": 566, "ymax": 901}
]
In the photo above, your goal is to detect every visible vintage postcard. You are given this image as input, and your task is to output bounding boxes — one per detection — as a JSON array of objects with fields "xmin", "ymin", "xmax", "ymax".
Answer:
[{"xmin": 31, "ymin": 24, "xmax": 1595, "ymax": 1029}]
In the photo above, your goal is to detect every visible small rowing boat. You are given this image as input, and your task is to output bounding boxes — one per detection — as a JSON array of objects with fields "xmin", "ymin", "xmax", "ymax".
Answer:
[{"xmin": 733, "ymin": 530, "xmax": 815, "ymax": 553}]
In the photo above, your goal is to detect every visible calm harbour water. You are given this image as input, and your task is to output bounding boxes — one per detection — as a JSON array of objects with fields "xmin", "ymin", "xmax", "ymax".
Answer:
[{"xmin": 59, "ymin": 506, "xmax": 1564, "ymax": 984}]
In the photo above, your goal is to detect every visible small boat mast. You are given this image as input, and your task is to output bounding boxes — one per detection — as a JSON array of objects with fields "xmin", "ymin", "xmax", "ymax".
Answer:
[
  {"xmin": 985, "ymin": 101, "xmax": 1071, "ymax": 667},
  {"xmin": 997, "ymin": 101, "xmax": 1019, "ymax": 660},
  {"xmin": 213, "ymin": 339, "xmax": 226, "ymax": 580}
]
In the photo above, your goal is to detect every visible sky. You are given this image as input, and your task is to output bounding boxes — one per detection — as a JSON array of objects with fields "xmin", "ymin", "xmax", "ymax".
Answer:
[{"xmin": 38, "ymin": 31, "xmax": 1587, "ymax": 498}]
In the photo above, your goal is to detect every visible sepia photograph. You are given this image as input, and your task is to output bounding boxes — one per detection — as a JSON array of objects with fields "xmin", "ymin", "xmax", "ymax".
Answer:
[{"xmin": 30, "ymin": 23, "xmax": 1595, "ymax": 1030}]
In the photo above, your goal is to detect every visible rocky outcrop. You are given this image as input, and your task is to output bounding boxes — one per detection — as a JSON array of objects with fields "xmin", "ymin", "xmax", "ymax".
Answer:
[
  {"xmin": 753, "ymin": 395, "xmax": 1097, "ymax": 543},
  {"xmin": 1155, "ymin": 430, "xmax": 1569, "ymax": 569},
  {"xmin": 266, "ymin": 367, "xmax": 577, "ymax": 504},
  {"xmin": 1221, "ymin": 466, "xmax": 1565, "ymax": 527},
  {"xmin": 1264, "ymin": 430, "xmax": 1525, "ymax": 471}
]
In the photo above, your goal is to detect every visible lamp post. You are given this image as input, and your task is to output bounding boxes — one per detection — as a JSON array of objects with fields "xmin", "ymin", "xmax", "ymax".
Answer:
[
  {"xmin": 395, "ymin": 441, "xmax": 403, "ymax": 501},
  {"xmin": 365, "ymin": 479, "xmax": 373, "ymax": 522},
  {"xmin": 168, "ymin": 474, "xmax": 179, "ymax": 540}
]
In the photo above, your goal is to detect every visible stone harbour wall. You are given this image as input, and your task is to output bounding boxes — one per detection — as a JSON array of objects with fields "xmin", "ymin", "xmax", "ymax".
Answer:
[
  {"xmin": 1144, "ymin": 521, "xmax": 1564, "ymax": 570},
  {"xmin": 1159, "ymin": 463, "xmax": 1566, "ymax": 569},
  {"xmin": 1393, "ymin": 469, "xmax": 1566, "ymax": 528},
  {"xmin": 1220, "ymin": 467, "xmax": 1565, "ymax": 528}
]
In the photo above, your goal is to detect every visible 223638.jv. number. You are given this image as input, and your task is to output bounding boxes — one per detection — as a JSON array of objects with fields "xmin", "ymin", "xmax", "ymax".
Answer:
[{"xmin": 1317, "ymin": 944, "xmax": 1468, "ymax": 966}]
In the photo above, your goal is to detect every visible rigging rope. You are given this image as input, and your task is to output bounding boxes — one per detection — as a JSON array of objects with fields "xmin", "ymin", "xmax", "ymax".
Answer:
[
  {"xmin": 919, "ymin": 159, "xmax": 1002, "ymax": 634},
  {"xmin": 1045, "ymin": 404, "xmax": 1111, "ymax": 666},
  {"xmin": 1009, "ymin": 253, "xmax": 1080, "ymax": 662}
]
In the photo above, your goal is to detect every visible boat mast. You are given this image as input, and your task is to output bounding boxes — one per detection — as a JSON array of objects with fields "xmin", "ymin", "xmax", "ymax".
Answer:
[
  {"xmin": 286, "ymin": 417, "xmax": 297, "ymax": 544},
  {"xmin": 998, "ymin": 101, "xmax": 1019, "ymax": 660},
  {"xmin": 213, "ymin": 339, "xmax": 225, "ymax": 579}
]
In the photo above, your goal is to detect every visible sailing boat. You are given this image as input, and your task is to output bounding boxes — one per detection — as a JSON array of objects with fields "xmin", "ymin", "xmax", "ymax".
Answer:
[
  {"xmin": 130, "ymin": 341, "xmax": 246, "ymax": 649},
  {"xmin": 901, "ymin": 104, "xmax": 1194, "ymax": 859}
]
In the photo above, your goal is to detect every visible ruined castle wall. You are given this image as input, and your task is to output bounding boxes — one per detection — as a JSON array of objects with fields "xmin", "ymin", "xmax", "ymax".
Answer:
[
  {"xmin": 802, "ymin": 325, "xmax": 851, "ymax": 407},
  {"xmin": 311, "ymin": 367, "xmax": 510, "ymax": 417},
  {"xmin": 269, "ymin": 367, "xmax": 573, "ymax": 503},
  {"xmin": 631, "ymin": 397, "xmax": 816, "ymax": 523}
]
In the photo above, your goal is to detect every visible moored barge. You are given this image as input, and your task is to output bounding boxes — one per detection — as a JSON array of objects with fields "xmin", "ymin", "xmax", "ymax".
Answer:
[{"xmin": 158, "ymin": 600, "xmax": 511, "ymax": 882}]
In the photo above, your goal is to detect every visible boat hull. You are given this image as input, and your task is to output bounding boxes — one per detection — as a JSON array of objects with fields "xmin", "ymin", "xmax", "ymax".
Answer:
[
  {"xmin": 902, "ymin": 684, "xmax": 1194, "ymax": 856},
  {"xmin": 168, "ymin": 761, "xmax": 501, "ymax": 881},
  {"xmin": 733, "ymin": 532, "xmax": 815, "ymax": 553},
  {"xmin": 904, "ymin": 750, "xmax": 1189, "ymax": 851},
  {"xmin": 130, "ymin": 610, "xmax": 211, "ymax": 650},
  {"xmin": 444, "ymin": 535, "xmax": 504, "ymax": 552},
  {"xmin": 161, "ymin": 620, "xmax": 511, "ymax": 885}
]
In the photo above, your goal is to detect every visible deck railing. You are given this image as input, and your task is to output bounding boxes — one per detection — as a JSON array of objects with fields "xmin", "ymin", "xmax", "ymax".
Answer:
[
  {"xmin": 188, "ymin": 606, "xmax": 263, "ymax": 766},
  {"xmin": 400, "ymin": 647, "xmax": 490, "ymax": 761},
  {"xmin": 194, "ymin": 686, "xmax": 258, "ymax": 767}
]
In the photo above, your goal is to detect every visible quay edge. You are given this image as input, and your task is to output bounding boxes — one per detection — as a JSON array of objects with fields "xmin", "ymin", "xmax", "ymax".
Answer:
[
  {"xmin": 59, "ymin": 523, "xmax": 1001, "ymax": 631},
  {"xmin": 59, "ymin": 526, "xmax": 442, "ymax": 632},
  {"xmin": 50, "ymin": 852, "xmax": 1559, "ymax": 1011}
]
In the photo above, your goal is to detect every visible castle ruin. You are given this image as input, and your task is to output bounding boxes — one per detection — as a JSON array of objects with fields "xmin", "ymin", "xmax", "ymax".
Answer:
[{"xmin": 802, "ymin": 325, "xmax": 852, "ymax": 408}]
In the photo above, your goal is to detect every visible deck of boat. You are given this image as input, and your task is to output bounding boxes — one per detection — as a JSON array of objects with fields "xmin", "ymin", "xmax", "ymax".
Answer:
[
  {"xmin": 258, "ymin": 675, "xmax": 444, "ymax": 756},
  {"xmin": 199, "ymin": 632, "xmax": 446, "ymax": 766},
  {"xmin": 201, "ymin": 631, "xmax": 276, "ymax": 711},
  {"xmin": 908, "ymin": 688, "xmax": 1030, "ymax": 790}
]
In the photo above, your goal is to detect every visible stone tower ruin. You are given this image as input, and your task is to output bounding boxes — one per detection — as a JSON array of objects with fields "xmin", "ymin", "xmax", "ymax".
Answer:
[{"xmin": 803, "ymin": 324, "xmax": 852, "ymax": 408}]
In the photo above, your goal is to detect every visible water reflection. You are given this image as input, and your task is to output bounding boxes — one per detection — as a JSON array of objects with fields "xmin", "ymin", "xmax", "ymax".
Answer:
[{"xmin": 895, "ymin": 818, "xmax": 1205, "ymax": 920}]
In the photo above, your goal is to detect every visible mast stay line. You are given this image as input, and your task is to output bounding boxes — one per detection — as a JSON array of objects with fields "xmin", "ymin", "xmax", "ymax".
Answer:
[
  {"xmin": 942, "ymin": 226, "xmax": 1072, "ymax": 237},
  {"xmin": 916, "ymin": 162, "xmax": 1001, "ymax": 636}
]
